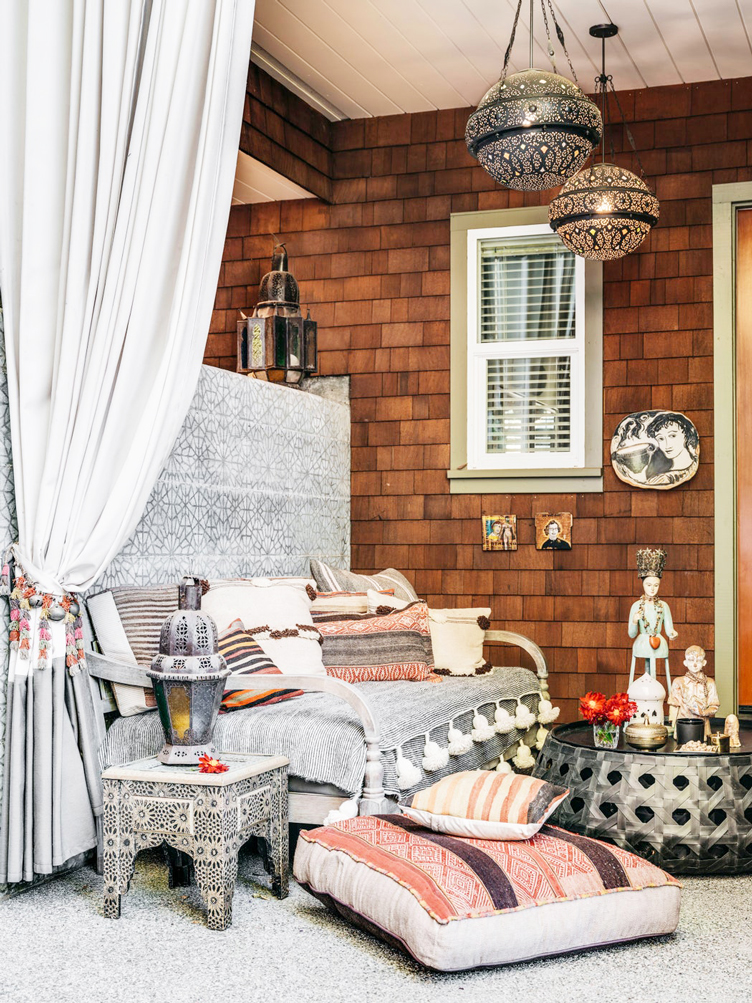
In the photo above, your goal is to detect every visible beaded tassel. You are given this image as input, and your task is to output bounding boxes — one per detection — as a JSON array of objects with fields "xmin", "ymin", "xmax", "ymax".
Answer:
[
  {"xmin": 37, "ymin": 595, "xmax": 53, "ymax": 670},
  {"xmin": 18, "ymin": 580, "xmax": 32, "ymax": 658}
]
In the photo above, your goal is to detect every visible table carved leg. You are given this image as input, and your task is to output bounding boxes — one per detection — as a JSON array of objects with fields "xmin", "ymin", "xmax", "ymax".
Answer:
[
  {"xmin": 194, "ymin": 853, "xmax": 239, "ymax": 931},
  {"xmin": 268, "ymin": 771, "xmax": 289, "ymax": 899}
]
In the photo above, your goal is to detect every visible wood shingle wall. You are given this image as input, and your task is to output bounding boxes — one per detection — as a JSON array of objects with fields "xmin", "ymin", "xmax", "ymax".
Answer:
[{"xmin": 207, "ymin": 71, "xmax": 752, "ymax": 719}]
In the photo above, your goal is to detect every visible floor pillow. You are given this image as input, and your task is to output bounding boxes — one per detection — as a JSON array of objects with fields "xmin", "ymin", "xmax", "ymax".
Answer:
[
  {"xmin": 400, "ymin": 770, "xmax": 569, "ymax": 840},
  {"xmin": 294, "ymin": 815, "xmax": 681, "ymax": 971},
  {"xmin": 310, "ymin": 560, "xmax": 418, "ymax": 603},
  {"xmin": 219, "ymin": 619, "xmax": 303, "ymax": 712}
]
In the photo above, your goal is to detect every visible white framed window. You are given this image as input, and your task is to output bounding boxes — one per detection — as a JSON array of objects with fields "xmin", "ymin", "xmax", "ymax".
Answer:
[
  {"xmin": 467, "ymin": 224, "xmax": 585, "ymax": 471},
  {"xmin": 449, "ymin": 206, "xmax": 602, "ymax": 494}
]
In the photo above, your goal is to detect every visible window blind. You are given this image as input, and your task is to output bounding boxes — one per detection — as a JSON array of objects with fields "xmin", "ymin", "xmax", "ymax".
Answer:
[
  {"xmin": 486, "ymin": 356, "xmax": 572, "ymax": 454},
  {"xmin": 479, "ymin": 235, "xmax": 576, "ymax": 343}
]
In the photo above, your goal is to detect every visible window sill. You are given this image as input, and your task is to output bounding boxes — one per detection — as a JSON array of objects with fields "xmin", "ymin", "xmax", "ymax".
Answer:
[{"xmin": 446, "ymin": 467, "xmax": 603, "ymax": 494}]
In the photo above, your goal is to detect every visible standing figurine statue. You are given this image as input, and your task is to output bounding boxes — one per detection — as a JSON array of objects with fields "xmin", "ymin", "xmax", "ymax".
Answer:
[
  {"xmin": 668, "ymin": 646, "xmax": 719, "ymax": 740},
  {"xmin": 628, "ymin": 548, "xmax": 676, "ymax": 692}
]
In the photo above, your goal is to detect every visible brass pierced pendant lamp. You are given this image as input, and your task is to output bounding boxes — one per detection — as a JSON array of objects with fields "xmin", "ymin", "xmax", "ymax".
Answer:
[
  {"xmin": 465, "ymin": 0, "xmax": 602, "ymax": 191},
  {"xmin": 548, "ymin": 24, "xmax": 660, "ymax": 260}
]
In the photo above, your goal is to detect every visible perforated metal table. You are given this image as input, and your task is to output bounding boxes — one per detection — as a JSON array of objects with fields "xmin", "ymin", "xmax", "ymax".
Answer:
[{"xmin": 533, "ymin": 721, "xmax": 752, "ymax": 875}]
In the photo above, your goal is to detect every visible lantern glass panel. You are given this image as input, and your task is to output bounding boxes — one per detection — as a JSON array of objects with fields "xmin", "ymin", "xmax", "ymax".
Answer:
[
  {"xmin": 273, "ymin": 316, "xmax": 288, "ymax": 368},
  {"xmin": 287, "ymin": 318, "xmax": 303, "ymax": 371},
  {"xmin": 167, "ymin": 683, "xmax": 191, "ymax": 739},
  {"xmin": 304, "ymin": 319, "xmax": 317, "ymax": 372}
]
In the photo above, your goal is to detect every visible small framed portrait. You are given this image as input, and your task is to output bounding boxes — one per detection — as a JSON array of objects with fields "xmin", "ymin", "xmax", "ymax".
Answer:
[
  {"xmin": 535, "ymin": 512, "xmax": 573, "ymax": 551},
  {"xmin": 482, "ymin": 514, "xmax": 517, "ymax": 552}
]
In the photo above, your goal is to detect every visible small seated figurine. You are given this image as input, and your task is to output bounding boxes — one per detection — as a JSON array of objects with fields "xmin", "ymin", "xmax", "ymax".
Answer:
[
  {"xmin": 725, "ymin": 714, "xmax": 742, "ymax": 749},
  {"xmin": 667, "ymin": 645, "xmax": 720, "ymax": 740}
]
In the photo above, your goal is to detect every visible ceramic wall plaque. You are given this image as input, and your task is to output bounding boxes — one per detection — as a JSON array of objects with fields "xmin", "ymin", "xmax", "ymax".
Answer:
[
  {"xmin": 535, "ymin": 512, "xmax": 572, "ymax": 551},
  {"xmin": 611, "ymin": 410, "xmax": 699, "ymax": 490},
  {"xmin": 482, "ymin": 514, "xmax": 517, "ymax": 551}
]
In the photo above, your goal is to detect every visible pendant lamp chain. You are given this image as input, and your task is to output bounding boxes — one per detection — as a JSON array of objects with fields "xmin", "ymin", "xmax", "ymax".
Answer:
[
  {"xmin": 547, "ymin": 21, "xmax": 660, "ymax": 261},
  {"xmin": 466, "ymin": 2, "xmax": 602, "ymax": 191}
]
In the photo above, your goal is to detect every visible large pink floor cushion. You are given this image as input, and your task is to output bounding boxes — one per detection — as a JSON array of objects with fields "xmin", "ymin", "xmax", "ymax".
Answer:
[{"xmin": 294, "ymin": 815, "xmax": 681, "ymax": 971}]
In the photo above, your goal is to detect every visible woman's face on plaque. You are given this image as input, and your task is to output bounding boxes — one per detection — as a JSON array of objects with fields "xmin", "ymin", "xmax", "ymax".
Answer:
[
  {"xmin": 643, "ymin": 576, "xmax": 660, "ymax": 598},
  {"xmin": 654, "ymin": 423, "xmax": 686, "ymax": 460}
]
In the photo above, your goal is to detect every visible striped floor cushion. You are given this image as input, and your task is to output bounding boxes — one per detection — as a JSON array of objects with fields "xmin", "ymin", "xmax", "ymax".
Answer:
[
  {"xmin": 219, "ymin": 620, "xmax": 303, "ymax": 712},
  {"xmin": 294, "ymin": 815, "xmax": 682, "ymax": 971}
]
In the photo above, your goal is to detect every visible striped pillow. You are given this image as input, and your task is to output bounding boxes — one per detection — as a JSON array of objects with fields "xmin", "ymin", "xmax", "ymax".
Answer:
[
  {"xmin": 311, "ymin": 590, "xmax": 394, "ymax": 614},
  {"xmin": 401, "ymin": 770, "xmax": 569, "ymax": 840},
  {"xmin": 312, "ymin": 601, "xmax": 435, "ymax": 683},
  {"xmin": 219, "ymin": 620, "xmax": 302, "ymax": 712},
  {"xmin": 310, "ymin": 560, "xmax": 418, "ymax": 603},
  {"xmin": 109, "ymin": 584, "xmax": 180, "ymax": 666}
]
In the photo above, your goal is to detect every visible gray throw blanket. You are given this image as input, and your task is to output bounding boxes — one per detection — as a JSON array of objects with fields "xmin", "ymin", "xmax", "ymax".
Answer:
[{"xmin": 99, "ymin": 667, "xmax": 540, "ymax": 796}]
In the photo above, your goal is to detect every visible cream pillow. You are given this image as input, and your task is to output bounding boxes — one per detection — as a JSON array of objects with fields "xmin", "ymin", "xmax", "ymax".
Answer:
[
  {"xmin": 428, "ymin": 607, "xmax": 491, "ymax": 676},
  {"xmin": 366, "ymin": 593, "xmax": 491, "ymax": 676},
  {"xmin": 202, "ymin": 580, "xmax": 325, "ymax": 676},
  {"xmin": 400, "ymin": 770, "xmax": 569, "ymax": 841}
]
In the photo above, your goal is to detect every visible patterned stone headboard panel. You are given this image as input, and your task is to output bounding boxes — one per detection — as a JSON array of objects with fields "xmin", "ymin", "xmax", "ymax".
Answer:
[{"xmin": 94, "ymin": 365, "xmax": 350, "ymax": 588}]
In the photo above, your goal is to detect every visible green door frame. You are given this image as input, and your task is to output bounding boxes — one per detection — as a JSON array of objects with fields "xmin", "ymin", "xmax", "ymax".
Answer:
[{"xmin": 713, "ymin": 181, "xmax": 752, "ymax": 715}]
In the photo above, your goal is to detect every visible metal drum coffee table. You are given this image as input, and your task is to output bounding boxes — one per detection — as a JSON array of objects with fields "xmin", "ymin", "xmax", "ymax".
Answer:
[{"xmin": 533, "ymin": 721, "xmax": 752, "ymax": 875}]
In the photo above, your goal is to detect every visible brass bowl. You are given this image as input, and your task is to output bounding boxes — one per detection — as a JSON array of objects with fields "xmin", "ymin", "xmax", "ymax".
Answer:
[{"xmin": 624, "ymin": 718, "xmax": 668, "ymax": 750}]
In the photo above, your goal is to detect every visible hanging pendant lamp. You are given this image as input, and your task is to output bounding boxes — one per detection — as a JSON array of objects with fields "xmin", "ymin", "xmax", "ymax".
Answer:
[
  {"xmin": 548, "ymin": 24, "xmax": 659, "ymax": 260},
  {"xmin": 465, "ymin": 0, "xmax": 602, "ymax": 192}
]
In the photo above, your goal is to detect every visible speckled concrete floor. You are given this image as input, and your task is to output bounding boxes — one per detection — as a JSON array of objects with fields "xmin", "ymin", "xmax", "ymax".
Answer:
[{"xmin": 0, "ymin": 845, "xmax": 749, "ymax": 1003}]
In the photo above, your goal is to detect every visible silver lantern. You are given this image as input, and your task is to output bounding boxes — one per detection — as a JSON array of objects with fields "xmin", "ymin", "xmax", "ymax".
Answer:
[{"xmin": 147, "ymin": 577, "xmax": 229, "ymax": 765}]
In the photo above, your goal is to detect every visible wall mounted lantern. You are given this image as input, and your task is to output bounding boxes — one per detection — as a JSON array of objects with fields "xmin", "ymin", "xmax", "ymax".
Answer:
[{"xmin": 237, "ymin": 243, "xmax": 317, "ymax": 385}]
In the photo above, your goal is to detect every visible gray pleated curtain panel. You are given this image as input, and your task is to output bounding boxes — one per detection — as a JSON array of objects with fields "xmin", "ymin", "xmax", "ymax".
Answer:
[{"xmin": 0, "ymin": 0, "xmax": 255, "ymax": 884}]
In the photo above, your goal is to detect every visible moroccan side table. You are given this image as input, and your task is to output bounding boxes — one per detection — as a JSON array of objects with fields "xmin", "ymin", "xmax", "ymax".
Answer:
[
  {"xmin": 533, "ymin": 722, "xmax": 752, "ymax": 875},
  {"xmin": 102, "ymin": 752, "xmax": 289, "ymax": 930}
]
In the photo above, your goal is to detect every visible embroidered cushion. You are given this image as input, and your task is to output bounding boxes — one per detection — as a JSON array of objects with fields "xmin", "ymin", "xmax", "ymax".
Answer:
[
  {"xmin": 368, "ymin": 594, "xmax": 492, "ymax": 676},
  {"xmin": 367, "ymin": 594, "xmax": 492, "ymax": 677},
  {"xmin": 294, "ymin": 815, "xmax": 682, "ymax": 971},
  {"xmin": 310, "ymin": 560, "xmax": 418, "ymax": 603},
  {"xmin": 219, "ymin": 620, "xmax": 302, "ymax": 712},
  {"xmin": 312, "ymin": 601, "xmax": 435, "ymax": 683},
  {"xmin": 202, "ymin": 580, "xmax": 326, "ymax": 676},
  {"xmin": 400, "ymin": 770, "xmax": 569, "ymax": 840}
]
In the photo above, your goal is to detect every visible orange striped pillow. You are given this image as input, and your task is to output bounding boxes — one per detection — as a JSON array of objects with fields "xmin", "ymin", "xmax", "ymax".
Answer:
[{"xmin": 401, "ymin": 770, "xmax": 569, "ymax": 841}]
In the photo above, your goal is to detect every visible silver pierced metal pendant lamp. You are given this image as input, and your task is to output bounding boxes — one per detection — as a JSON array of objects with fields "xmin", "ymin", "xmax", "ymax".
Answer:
[
  {"xmin": 466, "ymin": 0, "xmax": 602, "ymax": 192},
  {"xmin": 548, "ymin": 25, "xmax": 659, "ymax": 260}
]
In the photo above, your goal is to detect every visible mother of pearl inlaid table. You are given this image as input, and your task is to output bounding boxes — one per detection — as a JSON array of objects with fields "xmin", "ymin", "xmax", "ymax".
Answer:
[{"xmin": 102, "ymin": 752, "xmax": 289, "ymax": 930}]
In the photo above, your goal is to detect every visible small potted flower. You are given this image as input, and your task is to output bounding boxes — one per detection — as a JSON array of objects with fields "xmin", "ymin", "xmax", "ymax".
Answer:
[{"xmin": 580, "ymin": 691, "xmax": 637, "ymax": 749}]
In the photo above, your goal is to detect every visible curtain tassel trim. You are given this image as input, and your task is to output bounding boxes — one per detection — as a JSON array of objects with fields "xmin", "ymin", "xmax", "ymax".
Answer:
[{"xmin": 6, "ymin": 571, "xmax": 86, "ymax": 675}]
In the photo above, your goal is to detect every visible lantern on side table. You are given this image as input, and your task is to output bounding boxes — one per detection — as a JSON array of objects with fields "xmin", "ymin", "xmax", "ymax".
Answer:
[{"xmin": 147, "ymin": 577, "xmax": 229, "ymax": 765}]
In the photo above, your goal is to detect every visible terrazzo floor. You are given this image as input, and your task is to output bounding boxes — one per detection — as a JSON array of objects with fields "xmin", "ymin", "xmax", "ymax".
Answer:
[{"xmin": 0, "ymin": 845, "xmax": 749, "ymax": 1003}]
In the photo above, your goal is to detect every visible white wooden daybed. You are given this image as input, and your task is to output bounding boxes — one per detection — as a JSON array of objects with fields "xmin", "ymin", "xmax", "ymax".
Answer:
[{"xmin": 87, "ymin": 629, "xmax": 551, "ymax": 826}]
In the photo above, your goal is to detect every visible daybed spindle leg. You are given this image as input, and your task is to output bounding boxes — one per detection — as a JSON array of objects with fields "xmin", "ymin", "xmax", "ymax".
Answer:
[{"xmin": 358, "ymin": 733, "xmax": 392, "ymax": 816}]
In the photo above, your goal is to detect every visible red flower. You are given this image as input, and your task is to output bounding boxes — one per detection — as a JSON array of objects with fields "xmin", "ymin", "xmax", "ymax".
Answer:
[
  {"xmin": 579, "ymin": 691, "xmax": 607, "ymax": 723},
  {"xmin": 605, "ymin": 693, "xmax": 637, "ymax": 726},
  {"xmin": 198, "ymin": 754, "xmax": 229, "ymax": 774}
]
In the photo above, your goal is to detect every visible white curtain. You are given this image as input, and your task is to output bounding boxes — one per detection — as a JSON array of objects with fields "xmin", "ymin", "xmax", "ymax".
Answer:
[{"xmin": 0, "ymin": 0, "xmax": 255, "ymax": 883}]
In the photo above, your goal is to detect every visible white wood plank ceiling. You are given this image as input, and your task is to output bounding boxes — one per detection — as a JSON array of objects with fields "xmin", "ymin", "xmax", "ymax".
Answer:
[
  {"xmin": 252, "ymin": 0, "xmax": 752, "ymax": 121},
  {"xmin": 232, "ymin": 152, "xmax": 316, "ymax": 204}
]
